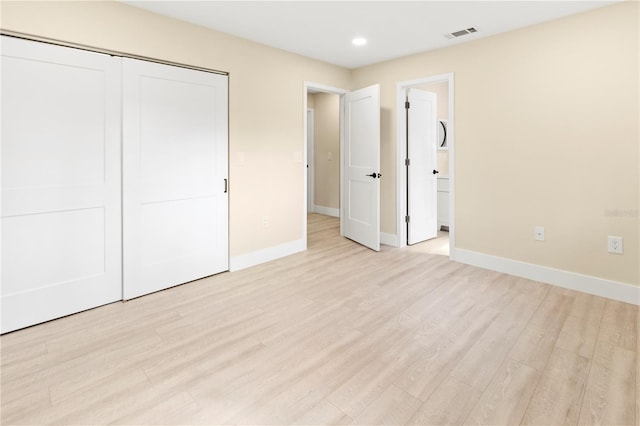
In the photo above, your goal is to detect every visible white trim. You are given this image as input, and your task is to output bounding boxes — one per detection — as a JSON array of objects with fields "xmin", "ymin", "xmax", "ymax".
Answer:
[
  {"xmin": 396, "ymin": 73, "xmax": 455, "ymax": 260},
  {"xmin": 339, "ymin": 95, "xmax": 345, "ymax": 237},
  {"xmin": 381, "ymin": 232, "xmax": 400, "ymax": 247},
  {"xmin": 230, "ymin": 238, "xmax": 305, "ymax": 272},
  {"xmin": 302, "ymin": 83, "xmax": 309, "ymax": 250},
  {"xmin": 454, "ymin": 248, "xmax": 640, "ymax": 305},
  {"xmin": 305, "ymin": 81, "xmax": 350, "ymax": 95},
  {"xmin": 307, "ymin": 108, "xmax": 315, "ymax": 213},
  {"xmin": 314, "ymin": 205, "xmax": 339, "ymax": 217}
]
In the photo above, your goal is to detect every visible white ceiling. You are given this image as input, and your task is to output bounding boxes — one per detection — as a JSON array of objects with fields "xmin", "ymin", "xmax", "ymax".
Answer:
[{"xmin": 121, "ymin": 1, "xmax": 619, "ymax": 69}]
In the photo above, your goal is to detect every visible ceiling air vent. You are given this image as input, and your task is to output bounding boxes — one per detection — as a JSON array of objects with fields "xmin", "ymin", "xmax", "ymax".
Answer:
[{"xmin": 445, "ymin": 27, "xmax": 478, "ymax": 39}]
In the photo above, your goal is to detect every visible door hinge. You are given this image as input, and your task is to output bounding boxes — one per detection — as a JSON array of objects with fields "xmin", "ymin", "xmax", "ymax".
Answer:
[
  {"xmin": 405, "ymin": 215, "xmax": 410, "ymax": 223},
  {"xmin": 405, "ymin": 101, "xmax": 410, "ymax": 109},
  {"xmin": 405, "ymin": 158, "xmax": 410, "ymax": 166}
]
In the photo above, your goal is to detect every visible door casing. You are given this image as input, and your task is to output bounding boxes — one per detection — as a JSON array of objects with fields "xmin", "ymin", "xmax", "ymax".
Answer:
[{"xmin": 306, "ymin": 108, "xmax": 314, "ymax": 213}]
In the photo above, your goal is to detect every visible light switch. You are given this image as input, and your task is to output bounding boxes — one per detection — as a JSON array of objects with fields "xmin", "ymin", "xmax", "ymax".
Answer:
[{"xmin": 328, "ymin": 152, "xmax": 333, "ymax": 161}]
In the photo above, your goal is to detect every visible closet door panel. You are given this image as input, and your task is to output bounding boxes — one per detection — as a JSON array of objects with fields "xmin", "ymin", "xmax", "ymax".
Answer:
[
  {"xmin": 122, "ymin": 59, "xmax": 228, "ymax": 300},
  {"xmin": 1, "ymin": 37, "xmax": 122, "ymax": 333}
]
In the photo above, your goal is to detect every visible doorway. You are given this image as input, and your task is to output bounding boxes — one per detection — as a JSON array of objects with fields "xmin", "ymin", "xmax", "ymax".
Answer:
[
  {"xmin": 396, "ymin": 73, "xmax": 455, "ymax": 257},
  {"xmin": 306, "ymin": 92, "xmax": 341, "ymax": 218},
  {"xmin": 303, "ymin": 82, "xmax": 348, "ymax": 247},
  {"xmin": 303, "ymin": 81, "xmax": 382, "ymax": 252}
]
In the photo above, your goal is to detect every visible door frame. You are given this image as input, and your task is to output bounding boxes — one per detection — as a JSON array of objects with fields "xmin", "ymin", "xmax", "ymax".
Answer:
[
  {"xmin": 303, "ymin": 81, "xmax": 349, "ymax": 249},
  {"xmin": 306, "ymin": 108, "xmax": 315, "ymax": 214},
  {"xmin": 395, "ymin": 73, "xmax": 455, "ymax": 256}
]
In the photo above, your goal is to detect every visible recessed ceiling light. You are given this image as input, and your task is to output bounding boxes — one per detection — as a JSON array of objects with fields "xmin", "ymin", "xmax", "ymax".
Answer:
[{"xmin": 352, "ymin": 37, "xmax": 367, "ymax": 46}]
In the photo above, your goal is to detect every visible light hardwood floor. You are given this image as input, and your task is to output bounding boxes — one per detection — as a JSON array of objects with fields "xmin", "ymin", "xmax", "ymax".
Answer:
[{"xmin": 1, "ymin": 214, "xmax": 637, "ymax": 425}]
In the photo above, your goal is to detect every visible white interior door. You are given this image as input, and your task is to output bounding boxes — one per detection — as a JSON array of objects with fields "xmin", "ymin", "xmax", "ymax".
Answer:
[
  {"xmin": 122, "ymin": 59, "xmax": 228, "ymax": 300},
  {"xmin": 342, "ymin": 84, "xmax": 380, "ymax": 251},
  {"xmin": 1, "ymin": 37, "xmax": 122, "ymax": 333},
  {"xmin": 407, "ymin": 88, "xmax": 438, "ymax": 245}
]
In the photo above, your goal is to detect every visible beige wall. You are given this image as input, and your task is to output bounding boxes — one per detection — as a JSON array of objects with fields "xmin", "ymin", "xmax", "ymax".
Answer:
[
  {"xmin": 1, "ymin": 1, "xmax": 352, "ymax": 258},
  {"xmin": 310, "ymin": 93, "xmax": 340, "ymax": 210},
  {"xmin": 352, "ymin": 2, "xmax": 639, "ymax": 285}
]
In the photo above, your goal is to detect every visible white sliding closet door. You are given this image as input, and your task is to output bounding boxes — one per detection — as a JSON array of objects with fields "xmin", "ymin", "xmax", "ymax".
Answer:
[
  {"xmin": 122, "ymin": 59, "xmax": 228, "ymax": 299},
  {"xmin": 1, "ymin": 37, "xmax": 122, "ymax": 333}
]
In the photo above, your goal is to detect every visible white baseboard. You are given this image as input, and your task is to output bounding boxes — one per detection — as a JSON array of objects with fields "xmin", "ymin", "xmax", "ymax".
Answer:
[
  {"xmin": 230, "ymin": 238, "xmax": 305, "ymax": 272},
  {"xmin": 381, "ymin": 232, "xmax": 400, "ymax": 247},
  {"xmin": 453, "ymin": 248, "xmax": 639, "ymax": 305},
  {"xmin": 313, "ymin": 205, "xmax": 339, "ymax": 217}
]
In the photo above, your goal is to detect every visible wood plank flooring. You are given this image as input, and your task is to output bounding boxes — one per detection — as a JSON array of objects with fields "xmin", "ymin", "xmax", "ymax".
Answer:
[{"xmin": 1, "ymin": 214, "xmax": 637, "ymax": 425}]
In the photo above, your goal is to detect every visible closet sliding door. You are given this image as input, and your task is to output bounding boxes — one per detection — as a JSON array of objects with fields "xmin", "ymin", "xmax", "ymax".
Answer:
[
  {"xmin": 122, "ymin": 59, "xmax": 228, "ymax": 299},
  {"xmin": 1, "ymin": 38, "xmax": 229, "ymax": 332},
  {"xmin": 1, "ymin": 37, "xmax": 122, "ymax": 333}
]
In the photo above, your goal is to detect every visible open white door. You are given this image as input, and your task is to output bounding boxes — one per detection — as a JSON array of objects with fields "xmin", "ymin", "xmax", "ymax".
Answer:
[
  {"xmin": 407, "ymin": 88, "xmax": 438, "ymax": 245},
  {"xmin": 342, "ymin": 84, "xmax": 381, "ymax": 251},
  {"xmin": 122, "ymin": 58, "xmax": 228, "ymax": 300},
  {"xmin": 1, "ymin": 37, "xmax": 122, "ymax": 333}
]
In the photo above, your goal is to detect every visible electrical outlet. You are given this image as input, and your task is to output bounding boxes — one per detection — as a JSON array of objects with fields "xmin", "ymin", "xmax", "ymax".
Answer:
[
  {"xmin": 327, "ymin": 151, "xmax": 333, "ymax": 161},
  {"xmin": 534, "ymin": 226, "xmax": 545, "ymax": 241},
  {"xmin": 262, "ymin": 216, "xmax": 270, "ymax": 228},
  {"xmin": 608, "ymin": 236, "xmax": 623, "ymax": 254}
]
